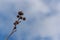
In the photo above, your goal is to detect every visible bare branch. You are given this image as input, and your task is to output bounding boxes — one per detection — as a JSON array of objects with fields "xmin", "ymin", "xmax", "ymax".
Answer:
[{"xmin": 6, "ymin": 10, "xmax": 26, "ymax": 40}]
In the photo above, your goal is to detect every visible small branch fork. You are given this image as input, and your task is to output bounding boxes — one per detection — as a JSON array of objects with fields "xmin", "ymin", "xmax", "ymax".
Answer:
[{"xmin": 6, "ymin": 10, "xmax": 26, "ymax": 40}]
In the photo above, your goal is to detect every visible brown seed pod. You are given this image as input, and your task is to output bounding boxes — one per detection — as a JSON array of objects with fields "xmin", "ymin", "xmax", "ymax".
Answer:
[
  {"xmin": 19, "ymin": 16, "xmax": 23, "ymax": 19},
  {"xmin": 17, "ymin": 15, "xmax": 19, "ymax": 18},
  {"xmin": 23, "ymin": 17, "xmax": 26, "ymax": 21},
  {"xmin": 14, "ymin": 27, "xmax": 16, "ymax": 29},
  {"xmin": 15, "ymin": 21, "xmax": 19, "ymax": 24},
  {"xmin": 13, "ymin": 21, "xmax": 19, "ymax": 25},
  {"xmin": 18, "ymin": 11, "xmax": 24, "ymax": 15}
]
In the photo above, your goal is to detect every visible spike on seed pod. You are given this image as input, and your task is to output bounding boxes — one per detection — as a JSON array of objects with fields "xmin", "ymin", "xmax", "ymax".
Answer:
[{"xmin": 18, "ymin": 11, "xmax": 24, "ymax": 15}]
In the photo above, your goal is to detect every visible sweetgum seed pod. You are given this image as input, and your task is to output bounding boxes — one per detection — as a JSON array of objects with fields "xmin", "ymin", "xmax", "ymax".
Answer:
[
  {"xmin": 14, "ymin": 27, "xmax": 16, "ymax": 29},
  {"xmin": 19, "ymin": 17, "xmax": 23, "ymax": 19},
  {"xmin": 17, "ymin": 15, "xmax": 19, "ymax": 18},
  {"xmin": 15, "ymin": 21, "xmax": 19, "ymax": 24},
  {"xmin": 23, "ymin": 17, "xmax": 26, "ymax": 21},
  {"xmin": 18, "ymin": 11, "xmax": 24, "ymax": 15}
]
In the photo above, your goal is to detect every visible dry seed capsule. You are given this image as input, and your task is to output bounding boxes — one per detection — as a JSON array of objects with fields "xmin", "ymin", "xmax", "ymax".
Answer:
[
  {"xmin": 23, "ymin": 17, "xmax": 26, "ymax": 21},
  {"xmin": 17, "ymin": 15, "xmax": 19, "ymax": 18},
  {"xmin": 15, "ymin": 21, "xmax": 19, "ymax": 24},
  {"xmin": 19, "ymin": 16, "xmax": 23, "ymax": 19},
  {"xmin": 14, "ymin": 27, "xmax": 16, "ymax": 29},
  {"xmin": 14, "ymin": 21, "xmax": 19, "ymax": 25},
  {"xmin": 18, "ymin": 11, "xmax": 24, "ymax": 15}
]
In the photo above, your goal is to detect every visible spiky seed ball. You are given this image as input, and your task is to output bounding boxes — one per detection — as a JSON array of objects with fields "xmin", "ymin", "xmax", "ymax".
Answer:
[
  {"xmin": 23, "ymin": 17, "xmax": 26, "ymax": 21},
  {"xmin": 18, "ymin": 11, "xmax": 24, "ymax": 15},
  {"xmin": 14, "ymin": 21, "xmax": 19, "ymax": 25}
]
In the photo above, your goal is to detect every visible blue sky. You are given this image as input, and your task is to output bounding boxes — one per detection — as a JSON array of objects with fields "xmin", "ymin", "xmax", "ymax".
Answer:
[{"xmin": 0, "ymin": 0, "xmax": 60, "ymax": 40}]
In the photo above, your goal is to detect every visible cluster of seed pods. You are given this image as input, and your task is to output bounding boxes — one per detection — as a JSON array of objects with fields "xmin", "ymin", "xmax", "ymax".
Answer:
[
  {"xmin": 13, "ymin": 10, "xmax": 26, "ymax": 30},
  {"xmin": 6, "ymin": 10, "xmax": 26, "ymax": 40}
]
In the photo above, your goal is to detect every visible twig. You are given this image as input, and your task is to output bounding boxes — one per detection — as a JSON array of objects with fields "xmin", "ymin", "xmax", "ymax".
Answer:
[{"xmin": 6, "ymin": 10, "xmax": 26, "ymax": 40}]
